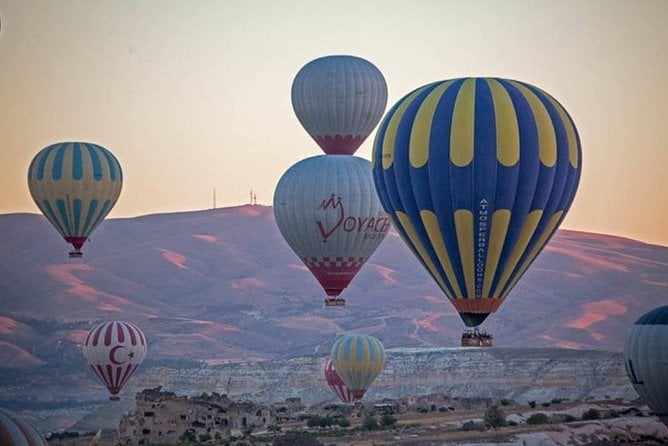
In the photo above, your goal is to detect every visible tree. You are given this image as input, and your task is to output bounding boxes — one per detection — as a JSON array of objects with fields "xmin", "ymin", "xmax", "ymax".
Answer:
[
  {"xmin": 362, "ymin": 415, "xmax": 379, "ymax": 431},
  {"xmin": 582, "ymin": 408, "xmax": 601, "ymax": 420},
  {"xmin": 337, "ymin": 419, "xmax": 351, "ymax": 428},
  {"xmin": 526, "ymin": 413, "xmax": 549, "ymax": 425},
  {"xmin": 272, "ymin": 431, "xmax": 324, "ymax": 446},
  {"xmin": 484, "ymin": 405, "xmax": 507, "ymax": 429},
  {"xmin": 380, "ymin": 414, "xmax": 397, "ymax": 427}
]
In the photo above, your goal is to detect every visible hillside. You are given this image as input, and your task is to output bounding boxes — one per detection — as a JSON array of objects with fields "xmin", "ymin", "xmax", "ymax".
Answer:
[{"xmin": 0, "ymin": 205, "xmax": 665, "ymax": 367}]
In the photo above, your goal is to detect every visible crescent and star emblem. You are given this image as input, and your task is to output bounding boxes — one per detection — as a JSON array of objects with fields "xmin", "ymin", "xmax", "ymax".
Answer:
[{"xmin": 109, "ymin": 345, "xmax": 128, "ymax": 365}]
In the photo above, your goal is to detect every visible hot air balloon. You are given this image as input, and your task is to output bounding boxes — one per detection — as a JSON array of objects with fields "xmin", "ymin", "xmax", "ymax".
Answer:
[
  {"xmin": 28, "ymin": 142, "xmax": 123, "ymax": 258},
  {"xmin": 274, "ymin": 155, "xmax": 390, "ymax": 306},
  {"xmin": 372, "ymin": 77, "xmax": 582, "ymax": 328},
  {"xmin": 330, "ymin": 334, "xmax": 385, "ymax": 400},
  {"xmin": 292, "ymin": 55, "xmax": 388, "ymax": 155},
  {"xmin": 324, "ymin": 358, "xmax": 357, "ymax": 403},
  {"xmin": 623, "ymin": 305, "xmax": 668, "ymax": 427},
  {"xmin": 83, "ymin": 321, "xmax": 147, "ymax": 400},
  {"xmin": 0, "ymin": 407, "xmax": 48, "ymax": 446}
]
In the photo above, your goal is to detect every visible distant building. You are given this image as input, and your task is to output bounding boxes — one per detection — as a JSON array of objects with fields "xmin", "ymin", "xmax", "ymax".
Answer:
[{"xmin": 118, "ymin": 388, "xmax": 303, "ymax": 444}]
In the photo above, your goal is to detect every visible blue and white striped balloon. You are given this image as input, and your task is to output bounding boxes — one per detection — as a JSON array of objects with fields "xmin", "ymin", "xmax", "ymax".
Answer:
[
  {"xmin": 28, "ymin": 142, "xmax": 123, "ymax": 257},
  {"xmin": 330, "ymin": 334, "xmax": 386, "ymax": 400}
]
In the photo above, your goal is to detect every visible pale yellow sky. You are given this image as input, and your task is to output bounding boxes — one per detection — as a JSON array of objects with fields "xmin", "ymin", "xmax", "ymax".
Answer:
[{"xmin": 0, "ymin": 0, "xmax": 666, "ymax": 246}]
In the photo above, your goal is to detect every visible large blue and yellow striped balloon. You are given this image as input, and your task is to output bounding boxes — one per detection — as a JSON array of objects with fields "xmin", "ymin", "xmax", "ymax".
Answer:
[
  {"xmin": 330, "ymin": 334, "xmax": 386, "ymax": 400},
  {"xmin": 28, "ymin": 142, "xmax": 123, "ymax": 257},
  {"xmin": 372, "ymin": 78, "xmax": 582, "ymax": 327}
]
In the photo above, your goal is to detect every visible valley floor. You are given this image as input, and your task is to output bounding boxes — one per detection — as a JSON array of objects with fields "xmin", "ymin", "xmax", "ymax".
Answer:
[{"xmin": 47, "ymin": 398, "xmax": 668, "ymax": 446}]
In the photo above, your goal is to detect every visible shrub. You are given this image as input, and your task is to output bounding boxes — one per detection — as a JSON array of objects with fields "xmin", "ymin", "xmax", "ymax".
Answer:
[
  {"xmin": 500, "ymin": 399, "xmax": 512, "ymax": 406},
  {"xmin": 272, "ymin": 431, "xmax": 324, "ymax": 446},
  {"xmin": 199, "ymin": 433, "xmax": 212, "ymax": 442},
  {"xmin": 528, "ymin": 401, "xmax": 536, "ymax": 408},
  {"xmin": 508, "ymin": 420, "xmax": 518, "ymax": 426},
  {"xmin": 461, "ymin": 420, "xmax": 485, "ymax": 431},
  {"xmin": 363, "ymin": 415, "xmax": 379, "ymax": 431},
  {"xmin": 337, "ymin": 419, "xmax": 351, "ymax": 428},
  {"xmin": 541, "ymin": 402, "xmax": 551, "ymax": 407},
  {"xmin": 551, "ymin": 398, "xmax": 563, "ymax": 404},
  {"xmin": 564, "ymin": 415, "xmax": 577, "ymax": 422},
  {"xmin": 582, "ymin": 408, "xmax": 601, "ymax": 420},
  {"xmin": 526, "ymin": 413, "xmax": 549, "ymax": 425},
  {"xmin": 484, "ymin": 405, "xmax": 508, "ymax": 429},
  {"xmin": 306, "ymin": 415, "xmax": 334, "ymax": 428},
  {"xmin": 381, "ymin": 414, "xmax": 397, "ymax": 427}
]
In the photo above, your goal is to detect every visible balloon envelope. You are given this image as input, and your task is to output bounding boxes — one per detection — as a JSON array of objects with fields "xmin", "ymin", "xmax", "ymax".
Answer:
[
  {"xmin": 0, "ymin": 407, "xmax": 48, "ymax": 446},
  {"xmin": 274, "ymin": 155, "xmax": 389, "ymax": 303},
  {"xmin": 372, "ymin": 77, "xmax": 582, "ymax": 327},
  {"xmin": 324, "ymin": 358, "xmax": 357, "ymax": 403},
  {"xmin": 623, "ymin": 305, "xmax": 668, "ymax": 427},
  {"xmin": 28, "ymin": 142, "xmax": 123, "ymax": 257},
  {"xmin": 292, "ymin": 55, "xmax": 388, "ymax": 155},
  {"xmin": 330, "ymin": 334, "xmax": 385, "ymax": 400},
  {"xmin": 83, "ymin": 321, "xmax": 147, "ymax": 399}
]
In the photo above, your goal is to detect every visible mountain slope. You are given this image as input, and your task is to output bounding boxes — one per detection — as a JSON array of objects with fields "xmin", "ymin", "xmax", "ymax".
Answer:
[{"xmin": 0, "ymin": 206, "xmax": 666, "ymax": 366}]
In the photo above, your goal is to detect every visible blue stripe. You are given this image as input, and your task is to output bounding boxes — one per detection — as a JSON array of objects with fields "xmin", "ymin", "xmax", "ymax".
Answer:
[
  {"xmin": 354, "ymin": 336, "xmax": 365, "ymax": 361},
  {"xmin": 393, "ymin": 83, "xmax": 455, "ymax": 297},
  {"xmin": 490, "ymin": 79, "xmax": 541, "ymax": 294},
  {"xmin": 86, "ymin": 145, "xmax": 104, "ymax": 181},
  {"xmin": 368, "ymin": 338, "xmax": 378, "ymax": 361},
  {"xmin": 72, "ymin": 143, "xmax": 84, "ymax": 180},
  {"xmin": 97, "ymin": 144, "xmax": 120, "ymax": 181},
  {"xmin": 81, "ymin": 199, "xmax": 99, "ymax": 236},
  {"xmin": 36, "ymin": 144, "xmax": 58, "ymax": 180},
  {"xmin": 87, "ymin": 200, "xmax": 111, "ymax": 234},
  {"xmin": 72, "ymin": 199, "xmax": 82, "ymax": 235},
  {"xmin": 429, "ymin": 79, "xmax": 467, "ymax": 296},
  {"xmin": 496, "ymin": 85, "xmax": 581, "ymax": 297},
  {"xmin": 635, "ymin": 306, "xmax": 668, "ymax": 325},
  {"xmin": 42, "ymin": 200, "xmax": 67, "ymax": 236},
  {"xmin": 52, "ymin": 143, "xmax": 68, "ymax": 180},
  {"xmin": 56, "ymin": 199, "xmax": 72, "ymax": 235}
]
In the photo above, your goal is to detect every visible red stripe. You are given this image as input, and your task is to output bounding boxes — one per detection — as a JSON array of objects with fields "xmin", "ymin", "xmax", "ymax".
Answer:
[
  {"xmin": 118, "ymin": 363, "xmax": 137, "ymax": 390},
  {"xmin": 91, "ymin": 324, "xmax": 104, "ymax": 347},
  {"xmin": 94, "ymin": 364, "xmax": 112, "ymax": 389},
  {"xmin": 116, "ymin": 321, "xmax": 125, "ymax": 343},
  {"xmin": 137, "ymin": 326, "xmax": 146, "ymax": 346},
  {"xmin": 104, "ymin": 323, "xmax": 114, "ymax": 346},
  {"xmin": 114, "ymin": 364, "xmax": 123, "ymax": 387},
  {"xmin": 126, "ymin": 323, "xmax": 137, "ymax": 345}
]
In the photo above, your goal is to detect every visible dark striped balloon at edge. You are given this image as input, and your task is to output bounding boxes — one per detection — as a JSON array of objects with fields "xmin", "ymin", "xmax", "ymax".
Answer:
[{"xmin": 372, "ymin": 77, "xmax": 582, "ymax": 327}]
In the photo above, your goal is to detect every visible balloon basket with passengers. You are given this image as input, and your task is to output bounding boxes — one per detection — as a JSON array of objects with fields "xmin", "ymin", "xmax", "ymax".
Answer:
[{"xmin": 461, "ymin": 327, "xmax": 493, "ymax": 347}]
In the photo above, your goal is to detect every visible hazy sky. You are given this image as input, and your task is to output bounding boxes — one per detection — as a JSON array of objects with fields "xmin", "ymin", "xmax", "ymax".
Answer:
[{"xmin": 1, "ymin": 0, "xmax": 666, "ymax": 246}]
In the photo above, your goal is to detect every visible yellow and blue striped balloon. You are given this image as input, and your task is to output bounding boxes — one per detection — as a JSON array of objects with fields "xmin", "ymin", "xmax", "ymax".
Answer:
[
  {"xmin": 28, "ymin": 142, "xmax": 123, "ymax": 257},
  {"xmin": 330, "ymin": 334, "xmax": 386, "ymax": 400},
  {"xmin": 372, "ymin": 78, "xmax": 582, "ymax": 327}
]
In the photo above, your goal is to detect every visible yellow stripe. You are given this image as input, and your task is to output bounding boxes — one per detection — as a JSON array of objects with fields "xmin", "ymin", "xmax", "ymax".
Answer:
[
  {"xmin": 508, "ymin": 81, "xmax": 557, "ymax": 167},
  {"xmin": 502, "ymin": 211, "xmax": 564, "ymax": 298},
  {"xmin": 486, "ymin": 79, "xmax": 519, "ymax": 167},
  {"xmin": 482, "ymin": 209, "xmax": 511, "ymax": 298},
  {"xmin": 493, "ymin": 210, "xmax": 543, "ymax": 297},
  {"xmin": 396, "ymin": 211, "xmax": 449, "ymax": 293},
  {"xmin": 543, "ymin": 92, "xmax": 579, "ymax": 169},
  {"xmin": 450, "ymin": 78, "xmax": 476, "ymax": 167},
  {"xmin": 381, "ymin": 85, "xmax": 433, "ymax": 170},
  {"xmin": 420, "ymin": 210, "xmax": 463, "ymax": 298},
  {"xmin": 454, "ymin": 210, "xmax": 474, "ymax": 298},
  {"xmin": 409, "ymin": 80, "xmax": 456, "ymax": 168}
]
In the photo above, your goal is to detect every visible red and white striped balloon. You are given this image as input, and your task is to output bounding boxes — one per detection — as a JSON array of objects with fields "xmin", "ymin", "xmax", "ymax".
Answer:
[
  {"xmin": 324, "ymin": 358, "xmax": 357, "ymax": 403},
  {"xmin": 83, "ymin": 321, "xmax": 147, "ymax": 400}
]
